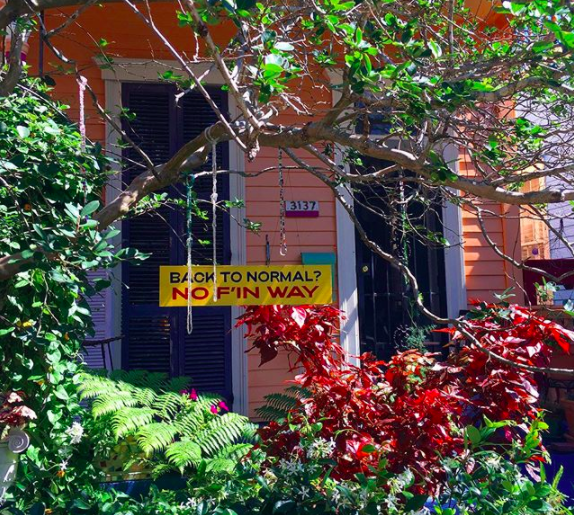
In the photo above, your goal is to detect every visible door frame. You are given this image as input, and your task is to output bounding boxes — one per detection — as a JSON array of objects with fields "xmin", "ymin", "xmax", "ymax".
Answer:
[
  {"xmin": 101, "ymin": 58, "xmax": 248, "ymax": 415},
  {"xmin": 328, "ymin": 70, "xmax": 466, "ymax": 357}
]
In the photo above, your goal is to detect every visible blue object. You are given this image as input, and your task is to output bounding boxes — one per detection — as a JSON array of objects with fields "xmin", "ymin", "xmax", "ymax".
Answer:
[{"xmin": 301, "ymin": 252, "xmax": 336, "ymax": 301}]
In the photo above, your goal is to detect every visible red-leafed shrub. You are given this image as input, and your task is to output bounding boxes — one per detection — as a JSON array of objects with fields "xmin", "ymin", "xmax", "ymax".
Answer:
[
  {"xmin": 237, "ymin": 301, "xmax": 574, "ymax": 492},
  {"xmin": 0, "ymin": 391, "xmax": 36, "ymax": 439}
]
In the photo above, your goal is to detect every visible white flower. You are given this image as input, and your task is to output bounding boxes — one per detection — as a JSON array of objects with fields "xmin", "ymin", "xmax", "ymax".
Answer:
[
  {"xmin": 182, "ymin": 497, "xmax": 200, "ymax": 509},
  {"xmin": 299, "ymin": 486, "xmax": 311, "ymax": 500},
  {"xmin": 60, "ymin": 459, "xmax": 68, "ymax": 471},
  {"xmin": 393, "ymin": 469, "xmax": 415, "ymax": 491},
  {"xmin": 331, "ymin": 489, "xmax": 341, "ymax": 504},
  {"xmin": 305, "ymin": 437, "xmax": 336, "ymax": 459},
  {"xmin": 484, "ymin": 454, "xmax": 502, "ymax": 470},
  {"xmin": 410, "ymin": 508, "xmax": 430, "ymax": 515},
  {"xmin": 278, "ymin": 459, "xmax": 304, "ymax": 476},
  {"xmin": 65, "ymin": 421, "xmax": 84, "ymax": 444}
]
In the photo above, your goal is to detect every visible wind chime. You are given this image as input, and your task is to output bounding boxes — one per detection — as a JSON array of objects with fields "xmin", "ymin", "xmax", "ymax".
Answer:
[
  {"xmin": 278, "ymin": 147, "xmax": 288, "ymax": 257},
  {"xmin": 185, "ymin": 132, "xmax": 219, "ymax": 335}
]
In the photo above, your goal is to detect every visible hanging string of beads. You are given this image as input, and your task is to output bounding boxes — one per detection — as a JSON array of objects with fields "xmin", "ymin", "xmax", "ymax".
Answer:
[
  {"xmin": 186, "ymin": 173, "xmax": 195, "ymax": 335},
  {"xmin": 78, "ymin": 75, "xmax": 88, "ymax": 203},
  {"xmin": 207, "ymin": 129, "xmax": 219, "ymax": 301},
  {"xmin": 278, "ymin": 147, "xmax": 288, "ymax": 256}
]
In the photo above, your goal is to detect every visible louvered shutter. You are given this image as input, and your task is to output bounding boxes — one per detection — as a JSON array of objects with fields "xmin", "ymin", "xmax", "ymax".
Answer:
[
  {"xmin": 121, "ymin": 84, "xmax": 232, "ymax": 400},
  {"xmin": 82, "ymin": 269, "xmax": 109, "ymax": 369},
  {"xmin": 177, "ymin": 91, "xmax": 232, "ymax": 398},
  {"xmin": 122, "ymin": 84, "xmax": 175, "ymax": 374}
]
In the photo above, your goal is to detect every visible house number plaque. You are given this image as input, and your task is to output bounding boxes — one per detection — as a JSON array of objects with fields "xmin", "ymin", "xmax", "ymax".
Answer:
[{"xmin": 285, "ymin": 200, "xmax": 320, "ymax": 218}]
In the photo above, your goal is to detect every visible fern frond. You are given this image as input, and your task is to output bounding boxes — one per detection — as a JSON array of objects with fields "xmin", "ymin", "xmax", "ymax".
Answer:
[
  {"xmin": 150, "ymin": 463, "xmax": 175, "ymax": 480},
  {"xmin": 214, "ymin": 443, "xmax": 252, "ymax": 461},
  {"xmin": 240, "ymin": 423, "xmax": 258, "ymax": 442},
  {"xmin": 205, "ymin": 458, "xmax": 236, "ymax": 474},
  {"xmin": 176, "ymin": 408, "xmax": 206, "ymax": 436},
  {"xmin": 92, "ymin": 390, "xmax": 140, "ymax": 417},
  {"xmin": 81, "ymin": 368, "xmax": 254, "ymax": 477},
  {"xmin": 136, "ymin": 422, "xmax": 179, "ymax": 455},
  {"xmin": 254, "ymin": 406, "xmax": 291, "ymax": 422},
  {"xmin": 111, "ymin": 407, "xmax": 157, "ymax": 438},
  {"xmin": 155, "ymin": 392, "xmax": 187, "ymax": 419},
  {"xmin": 132, "ymin": 387, "xmax": 158, "ymax": 407},
  {"xmin": 194, "ymin": 413, "xmax": 250, "ymax": 456},
  {"xmin": 78, "ymin": 374, "xmax": 120, "ymax": 400},
  {"xmin": 162, "ymin": 376, "xmax": 191, "ymax": 394},
  {"xmin": 255, "ymin": 390, "xmax": 304, "ymax": 421},
  {"xmin": 165, "ymin": 439, "xmax": 202, "ymax": 470},
  {"xmin": 144, "ymin": 372, "xmax": 172, "ymax": 391}
]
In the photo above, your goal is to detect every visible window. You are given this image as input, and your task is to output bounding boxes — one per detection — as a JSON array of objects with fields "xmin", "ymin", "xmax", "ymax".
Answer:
[{"xmin": 121, "ymin": 83, "xmax": 233, "ymax": 400}]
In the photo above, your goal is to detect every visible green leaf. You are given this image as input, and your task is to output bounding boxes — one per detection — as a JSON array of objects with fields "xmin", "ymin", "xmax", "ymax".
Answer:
[
  {"xmin": 466, "ymin": 425, "xmax": 482, "ymax": 446},
  {"xmin": 81, "ymin": 200, "xmax": 100, "ymax": 217},
  {"xmin": 274, "ymin": 42, "xmax": 294, "ymax": 51},
  {"xmin": 428, "ymin": 40, "xmax": 442, "ymax": 58},
  {"xmin": 16, "ymin": 125, "xmax": 30, "ymax": 139},
  {"xmin": 404, "ymin": 494, "xmax": 428, "ymax": 512},
  {"xmin": 54, "ymin": 386, "xmax": 69, "ymax": 400}
]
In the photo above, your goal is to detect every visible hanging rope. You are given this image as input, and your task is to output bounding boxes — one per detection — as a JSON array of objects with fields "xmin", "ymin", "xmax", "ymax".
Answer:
[
  {"xmin": 206, "ymin": 129, "xmax": 219, "ymax": 301},
  {"xmin": 78, "ymin": 75, "xmax": 87, "ymax": 151},
  {"xmin": 78, "ymin": 75, "xmax": 88, "ymax": 203},
  {"xmin": 278, "ymin": 147, "xmax": 288, "ymax": 256},
  {"xmin": 186, "ymin": 174, "xmax": 195, "ymax": 335}
]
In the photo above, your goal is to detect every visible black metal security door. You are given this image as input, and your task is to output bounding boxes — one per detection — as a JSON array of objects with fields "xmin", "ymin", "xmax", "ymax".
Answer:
[{"xmin": 354, "ymin": 158, "xmax": 447, "ymax": 360}]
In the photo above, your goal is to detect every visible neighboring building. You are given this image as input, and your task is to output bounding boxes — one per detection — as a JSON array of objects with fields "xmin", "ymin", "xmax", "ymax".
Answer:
[{"xmin": 20, "ymin": 1, "xmax": 524, "ymax": 418}]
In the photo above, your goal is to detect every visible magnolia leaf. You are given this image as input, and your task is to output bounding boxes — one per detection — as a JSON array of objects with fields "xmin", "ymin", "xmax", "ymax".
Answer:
[
  {"xmin": 81, "ymin": 200, "xmax": 100, "ymax": 217},
  {"xmin": 428, "ymin": 40, "xmax": 442, "ymax": 58}
]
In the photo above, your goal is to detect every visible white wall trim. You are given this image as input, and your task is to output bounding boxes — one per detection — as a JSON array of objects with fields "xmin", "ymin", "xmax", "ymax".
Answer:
[
  {"xmin": 335, "ymin": 173, "xmax": 361, "ymax": 362},
  {"xmin": 328, "ymin": 70, "xmax": 361, "ymax": 361},
  {"xmin": 101, "ymin": 59, "xmax": 248, "ymax": 415},
  {"xmin": 442, "ymin": 143, "xmax": 468, "ymax": 319}
]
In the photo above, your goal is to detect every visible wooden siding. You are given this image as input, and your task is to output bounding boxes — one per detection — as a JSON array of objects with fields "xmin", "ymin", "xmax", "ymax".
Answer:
[
  {"xmin": 459, "ymin": 149, "xmax": 524, "ymax": 304},
  {"xmin": 23, "ymin": 2, "xmax": 524, "ymax": 417},
  {"xmin": 24, "ymin": 4, "xmax": 336, "ymax": 418}
]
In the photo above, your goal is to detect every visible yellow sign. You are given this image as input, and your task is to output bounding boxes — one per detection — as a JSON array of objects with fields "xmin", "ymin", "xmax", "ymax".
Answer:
[{"xmin": 159, "ymin": 265, "xmax": 333, "ymax": 307}]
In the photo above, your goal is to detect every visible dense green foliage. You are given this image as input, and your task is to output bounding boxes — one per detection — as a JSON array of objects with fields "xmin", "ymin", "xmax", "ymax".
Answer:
[
  {"xmin": 79, "ymin": 370, "xmax": 255, "ymax": 478},
  {"xmin": 0, "ymin": 78, "xmax": 134, "ymax": 510},
  {"xmin": 27, "ymin": 418, "xmax": 568, "ymax": 515}
]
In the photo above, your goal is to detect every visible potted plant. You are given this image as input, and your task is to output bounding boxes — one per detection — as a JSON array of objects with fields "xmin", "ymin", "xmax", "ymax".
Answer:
[{"xmin": 0, "ymin": 392, "xmax": 36, "ymax": 503}]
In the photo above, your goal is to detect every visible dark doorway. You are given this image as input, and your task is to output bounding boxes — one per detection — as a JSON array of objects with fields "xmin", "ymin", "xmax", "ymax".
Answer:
[
  {"xmin": 120, "ymin": 83, "xmax": 233, "ymax": 400},
  {"xmin": 354, "ymin": 158, "xmax": 447, "ymax": 360}
]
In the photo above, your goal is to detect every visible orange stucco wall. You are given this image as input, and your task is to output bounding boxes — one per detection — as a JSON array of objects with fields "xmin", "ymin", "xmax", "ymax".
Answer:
[{"xmin": 21, "ymin": 2, "xmax": 522, "ymax": 417}]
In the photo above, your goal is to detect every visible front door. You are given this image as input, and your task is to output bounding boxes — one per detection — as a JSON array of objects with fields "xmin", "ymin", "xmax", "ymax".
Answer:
[
  {"xmin": 120, "ymin": 83, "xmax": 232, "ymax": 400},
  {"xmin": 354, "ymin": 157, "xmax": 447, "ymax": 360}
]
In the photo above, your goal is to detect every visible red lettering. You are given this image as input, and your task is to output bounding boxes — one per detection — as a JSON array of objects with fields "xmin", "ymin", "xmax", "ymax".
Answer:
[
  {"xmin": 268, "ymin": 286, "xmax": 288, "ymax": 298},
  {"xmin": 244, "ymin": 286, "xmax": 260, "ymax": 298},
  {"xmin": 286, "ymin": 286, "xmax": 305, "ymax": 298},
  {"xmin": 302, "ymin": 286, "xmax": 319, "ymax": 297},
  {"xmin": 217, "ymin": 286, "xmax": 231, "ymax": 297},
  {"xmin": 173, "ymin": 287, "xmax": 188, "ymax": 300},
  {"xmin": 191, "ymin": 287, "xmax": 209, "ymax": 300}
]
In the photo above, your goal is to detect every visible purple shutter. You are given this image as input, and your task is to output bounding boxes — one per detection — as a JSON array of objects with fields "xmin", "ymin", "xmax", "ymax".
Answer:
[
  {"xmin": 82, "ymin": 270, "xmax": 109, "ymax": 369},
  {"xmin": 121, "ymin": 84, "xmax": 232, "ymax": 400}
]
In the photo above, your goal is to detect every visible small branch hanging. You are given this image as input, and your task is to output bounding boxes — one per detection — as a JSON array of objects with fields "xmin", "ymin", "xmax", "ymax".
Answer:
[
  {"xmin": 278, "ymin": 147, "xmax": 288, "ymax": 257},
  {"xmin": 185, "ymin": 173, "xmax": 195, "ymax": 335}
]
